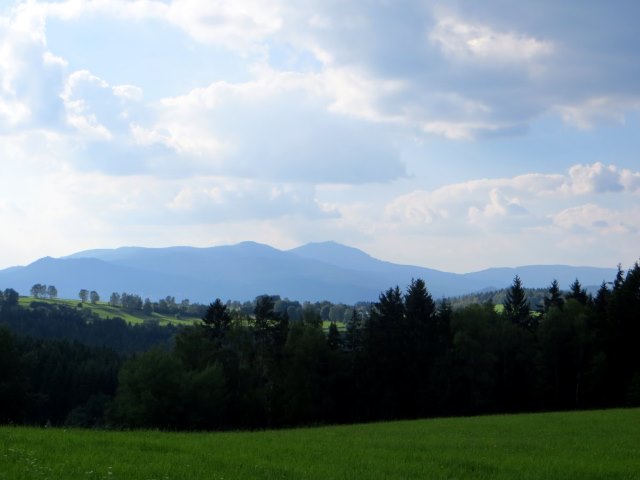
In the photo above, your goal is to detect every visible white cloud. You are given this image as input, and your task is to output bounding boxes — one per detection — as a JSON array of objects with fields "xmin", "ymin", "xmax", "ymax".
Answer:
[
  {"xmin": 557, "ymin": 96, "xmax": 640, "ymax": 129},
  {"xmin": 421, "ymin": 120, "xmax": 504, "ymax": 140},
  {"xmin": 112, "ymin": 85, "xmax": 143, "ymax": 102},
  {"xmin": 552, "ymin": 204, "xmax": 639, "ymax": 235},
  {"xmin": 4, "ymin": 0, "xmax": 639, "ymax": 146},
  {"xmin": 166, "ymin": 0, "xmax": 283, "ymax": 50},
  {"xmin": 165, "ymin": 179, "xmax": 337, "ymax": 222},
  {"xmin": 430, "ymin": 15, "xmax": 553, "ymax": 64},
  {"xmin": 468, "ymin": 188, "xmax": 532, "ymax": 227},
  {"xmin": 62, "ymin": 70, "xmax": 114, "ymax": 139},
  {"xmin": 137, "ymin": 69, "xmax": 405, "ymax": 183},
  {"xmin": 384, "ymin": 190, "xmax": 448, "ymax": 225},
  {"xmin": 39, "ymin": 0, "xmax": 283, "ymax": 52},
  {"xmin": 368, "ymin": 163, "xmax": 640, "ymax": 270},
  {"xmin": 562, "ymin": 162, "xmax": 640, "ymax": 195},
  {"xmin": 0, "ymin": 4, "xmax": 66, "ymax": 129},
  {"xmin": 621, "ymin": 169, "xmax": 640, "ymax": 193},
  {"xmin": 0, "ymin": 0, "xmax": 405, "ymax": 184},
  {"xmin": 382, "ymin": 163, "xmax": 640, "ymax": 234}
]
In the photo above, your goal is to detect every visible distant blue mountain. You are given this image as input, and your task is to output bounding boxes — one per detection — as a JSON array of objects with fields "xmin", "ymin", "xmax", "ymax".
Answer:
[{"xmin": 0, "ymin": 241, "xmax": 618, "ymax": 303}]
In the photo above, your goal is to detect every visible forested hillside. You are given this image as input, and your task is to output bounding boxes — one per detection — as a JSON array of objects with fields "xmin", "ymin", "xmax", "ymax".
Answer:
[{"xmin": 0, "ymin": 262, "xmax": 639, "ymax": 430}]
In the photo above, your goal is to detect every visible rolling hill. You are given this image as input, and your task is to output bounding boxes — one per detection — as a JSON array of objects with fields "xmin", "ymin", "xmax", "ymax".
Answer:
[{"xmin": 0, "ymin": 241, "xmax": 618, "ymax": 303}]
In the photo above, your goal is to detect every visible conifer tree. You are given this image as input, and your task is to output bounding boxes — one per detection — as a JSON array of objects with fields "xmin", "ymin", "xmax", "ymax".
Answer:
[
  {"xmin": 566, "ymin": 278, "xmax": 589, "ymax": 305},
  {"xmin": 543, "ymin": 279, "xmax": 564, "ymax": 312},
  {"xmin": 344, "ymin": 308, "xmax": 362, "ymax": 352},
  {"xmin": 202, "ymin": 298, "xmax": 231, "ymax": 338},
  {"xmin": 327, "ymin": 322, "xmax": 342, "ymax": 351},
  {"xmin": 404, "ymin": 278, "xmax": 436, "ymax": 327},
  {"xmin": 504, "ymin": 275, "xmax": 531, "ymax": 328}
]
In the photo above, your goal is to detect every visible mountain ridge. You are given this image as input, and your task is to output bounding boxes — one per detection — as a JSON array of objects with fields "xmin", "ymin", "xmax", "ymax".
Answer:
[{"xmin": 0, "ymin": 241, "xmax": 618, "ymax": 303}]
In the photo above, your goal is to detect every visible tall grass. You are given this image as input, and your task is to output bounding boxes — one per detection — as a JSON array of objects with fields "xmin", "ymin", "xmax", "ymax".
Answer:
[{"xmin": 2, "ymin": 408, "xmax": 639, "ymax": 479}]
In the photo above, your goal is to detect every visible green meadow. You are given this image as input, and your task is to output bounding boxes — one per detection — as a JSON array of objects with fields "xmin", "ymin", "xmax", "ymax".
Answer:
[
  {"xmin": 18, "ymin": 297, "xmax": 194, "ymax": 326},
  {"xmin": 2, "ymin": 408, "xmax": 639, "ymax": 480}
]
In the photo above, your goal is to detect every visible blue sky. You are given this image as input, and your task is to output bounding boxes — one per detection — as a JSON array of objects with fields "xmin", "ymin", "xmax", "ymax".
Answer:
[{"xmin": 0, "ymin": 0, "xmax": 638, "ymax": 273}]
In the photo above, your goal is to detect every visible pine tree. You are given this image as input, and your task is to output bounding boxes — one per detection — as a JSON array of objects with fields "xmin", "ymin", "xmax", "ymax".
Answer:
[
  {"xmin": 142, "ymin": 298, "xmax": 153, "ymax": 316},
  {"xmin": 344, "ymin": 308, "xmax": 362, "ymax": 352},
  {"xmin": 404, "ymin": 278, "xmax": 436, "ymax": 331},
  {"xmin": 327, "ymin": 322, "xmax": 342, "ymax": 350},
  {"xmin": 566, "ymin": 278, "xmax": 589, "ymax": 305},
  {"xmin": 543, "ymin": 279, "xmax": 564, "ymax": 312},
  {"xmin": 593, "ymin": 281, "xmax": 610, "ymax": 317},
  {"xmin": 504, "ymin": 275, "xmax": 531, "ymax": 328},
  {"xmin": 202, "ymin": 298, "xmax": 232, "ymax": 338}
]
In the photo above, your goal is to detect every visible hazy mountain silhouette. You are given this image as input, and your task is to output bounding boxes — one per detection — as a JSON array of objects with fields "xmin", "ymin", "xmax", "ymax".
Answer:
[{"xmin": 0, "ymin": 241, "xmax": 618, "ymax": 303}]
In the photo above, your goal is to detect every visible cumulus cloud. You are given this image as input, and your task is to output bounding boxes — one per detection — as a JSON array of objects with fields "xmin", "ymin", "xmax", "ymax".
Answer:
[
  {"xmin": 564, "ymin": 163, "xmax": 640, "ymax": 195},
  {"xmin": 0, "ymin": 4, "xmax": 66, "ymax": 129},
  {"xmin": 468, "ymin": 189, "xmax": 534, "ymax": 228},
  {"xmin": 621, "ymin": 169, "xmax": 640, "ymax": 193},
  {"xmin": 297, "ymin": 1, "xmax": 640, "ymax": 136},
  {"xmin": 556, "ymin": 97, "xmax": 634, "ymax": 130},
  {"xmin": 552, "ymin": 204, "xmax": 639, "ymax": 235},
  {"xmin": 166, "ymin": 180, "xmax": 337, "ymax": 222},
  {"xmin": 2, "ymin": 168, "xmax": 337, "ymax": 234},
  {"xmin": 4, "ymin": 0, "xmax": 640, "ymax": 154},
  {"xmin": 430, "ymin": 15, "xmax": 553, "ymax": 64},
  {"xmin": 368, "ymin": 161, "xmax": 640, "ymax": 269},
  {"xmin": 0, "ymin": 0, "xmax": 408, "ymax": 183},
  {"xmin": 384, "ymin": 191, "xmax": 448, "ymax": 226},
  {"xmin": 137, "ymin": 70, "xmax": 406, "ymax": 183},
  {"xmin": 385, "ymin": 183, "xmax": 545, "ymax": 234},
  {"xmin": 383, "ymin": 163, "xmax": 640, "ymax": 234},
  {"xmin": 37, "ymin": 0, "xmax": 283, "ymax": 52}
]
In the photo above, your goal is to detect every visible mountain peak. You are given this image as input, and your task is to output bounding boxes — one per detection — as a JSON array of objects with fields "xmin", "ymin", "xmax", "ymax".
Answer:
[
  {"xmin": 288, "ymin": 241, "xmax": 379, "ymax": 271},
  {"xmin": 291, "ymin": 241, "xmax": 371, "ymax": 254},
  {"xmin": 232, "ymin": 241, "xmax": 275, "ymax": 250}
]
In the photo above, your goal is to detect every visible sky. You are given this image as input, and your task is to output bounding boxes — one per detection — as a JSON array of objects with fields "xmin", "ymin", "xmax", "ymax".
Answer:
[{"xmin": 0, "ymin": 0, "xmax": 639, "ymax": 273}]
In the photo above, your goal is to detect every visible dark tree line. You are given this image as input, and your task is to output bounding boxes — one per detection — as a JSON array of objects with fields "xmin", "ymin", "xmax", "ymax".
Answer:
[
  {"xmin": 0, "ymin": 300, "xmax": 176, "ymax": 354},
  {"xmin": 1, "ymin": 262, "xmax": 640, "ymax": 430},
  {"xmin": 108, "ymin": 292, "xmax": 209, "ymax": 319},
  {"xmin": 0, "ymin": 326, "xmax": 121, "ymax": 426},
  {"xmin": 106, "ymin": 264, "xmax": 640, "ymax": 430}
]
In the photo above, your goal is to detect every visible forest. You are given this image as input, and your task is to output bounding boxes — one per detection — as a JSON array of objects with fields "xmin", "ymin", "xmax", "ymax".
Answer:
[{"xmin": 0, "ymin": 261, "xmax": 639, "ymax": 430}]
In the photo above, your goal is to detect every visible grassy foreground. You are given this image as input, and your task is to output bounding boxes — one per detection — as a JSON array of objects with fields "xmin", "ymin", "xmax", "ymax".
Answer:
[{"xmin": 2, "ymin": 409, "xmax": 639, "ymax": 480}]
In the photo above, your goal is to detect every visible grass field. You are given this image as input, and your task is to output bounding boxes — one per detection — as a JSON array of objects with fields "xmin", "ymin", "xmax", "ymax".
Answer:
[
  {"xmin": 17, "ymin": 297, "xmax": 195, "ymax": 326},
  {"xmin": 2, "ymin": 408, "xmax": 639, "ymax": 479}
]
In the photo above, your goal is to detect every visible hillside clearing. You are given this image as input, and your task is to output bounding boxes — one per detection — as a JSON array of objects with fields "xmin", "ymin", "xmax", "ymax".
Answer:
[{"xmin": 17, "ymin": 297, "xmax": 195, "ymax": 326}]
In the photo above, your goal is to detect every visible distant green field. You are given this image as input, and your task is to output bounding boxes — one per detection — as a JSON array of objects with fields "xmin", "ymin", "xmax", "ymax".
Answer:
[
  {"xmin": 2, "ymin": 408, "xmax": 639, "ymax": 479},
  {"xmin": 17, "ymin": 297, "xmax": 196, "ymax": 326},
  {"xmin": 322, "ymin": 320, "xmax": 346, "ymax": 331}
]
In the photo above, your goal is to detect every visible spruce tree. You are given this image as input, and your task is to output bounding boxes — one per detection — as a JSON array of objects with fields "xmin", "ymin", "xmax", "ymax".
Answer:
[
  {"xmin": 566, "ymin": 278, "xmax": 589, "ymax": 305},
  {"xmin": 504, "ymin": 275, "xmax": 531, "ymax": 328},
  {"xmin": 202, "ymin": 298, "xmax": 231, "ymax": 337},
  {"xmin": 543, "ymin": 279, "xmax": 564, "ymax": 312},
  {"xmin": 344, "ymin": 308, "xmax": 362, "ymax": 352},
  {"xmin": 327, "ymin": 322, "xmax": 342, "ymax": 351},
  {"xmin": 405, "ymin": 279, "xmax": 436, "ymax": 324}
]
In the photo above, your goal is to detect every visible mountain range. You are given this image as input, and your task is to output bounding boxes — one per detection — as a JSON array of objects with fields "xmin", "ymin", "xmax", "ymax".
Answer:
[{"xmin": 0, "ymin": 241, "xmax": 618, "ymax": 304}]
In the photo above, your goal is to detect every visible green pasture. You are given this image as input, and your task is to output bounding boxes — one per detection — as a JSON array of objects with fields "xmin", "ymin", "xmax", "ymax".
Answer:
[
  {"xmin": 2, "ymin": 408, "xmax": 639, "ymax": 479},
  {"xmin": 17, "ymin": 297, "xmax": 195, "ymax": 326}
]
